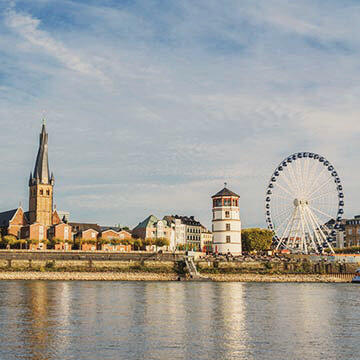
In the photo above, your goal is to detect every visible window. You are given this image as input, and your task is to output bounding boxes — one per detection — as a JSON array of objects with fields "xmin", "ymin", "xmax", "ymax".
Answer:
[
  {"xmin": 46, "ymin": 190, "xmax": 50, "ymax": 196},
  {"xmin": 226, "ymin": 236, "xmax": 231, "ymax": 243},
  {"xmin": 39, "ymin": 226, "xmax": 44, "ymax": 241},
  {"xmin": 348, "ymin": 229, "xmax": 353, "ymax": 235},
  {"xmin": 91, "ymin": 232, "xmax": 96, "ymax": 238},
  {"xmin": 215, "ymin": 199, "xmax": 222, "ymax": 207},
  {"xmin": 40, "ymin": 190, "xmax": 43, "ymax": 195},
  {"xmin": 226, "ymin": 223, "xmax": 231, "ymax": 231},
  {"xmin": 225, "ymin": 211, "xmax": 230, "ymax": 218},
  {"xmin": 224, "ymin": 198, "xmax": 231, "ymax": 206},
  {"xmin": 64, "ymin": 227, "xmax": 69, "ymax": 240}
]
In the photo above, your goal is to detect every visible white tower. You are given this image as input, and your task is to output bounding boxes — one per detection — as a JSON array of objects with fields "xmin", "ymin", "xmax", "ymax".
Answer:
[{"xmin": 212, "ymin": 184, "xmax": 242, "ymax": 254}]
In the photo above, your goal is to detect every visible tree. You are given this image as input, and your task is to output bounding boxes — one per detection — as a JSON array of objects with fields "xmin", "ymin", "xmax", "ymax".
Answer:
[
  {"xmin": 1, "ymin": 235, "xmax": 17, "ymax": 249},
  {"xmin": 241, "ymin": 228, "xmax": 273, "ymax": 252},
  {"xmin": 132, "ymin": 238, "xmax": 142, "ymax": 250},
  {"xmin": 144, "ymin": 238, "xmax": 154, "ymax": 247},
  {"xmin": 155, "ymin": 237, "xmax": 170, "ymax": 249}
]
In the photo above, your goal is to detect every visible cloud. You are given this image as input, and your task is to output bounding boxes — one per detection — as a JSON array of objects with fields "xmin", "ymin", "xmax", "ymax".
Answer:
[
  {"xmin": 5, "ymin": 5, "xmax": 108, "ymax": 83},
  {"xmin": 0, "ymin": 0, "xmax": 360, "ymax": 229}
]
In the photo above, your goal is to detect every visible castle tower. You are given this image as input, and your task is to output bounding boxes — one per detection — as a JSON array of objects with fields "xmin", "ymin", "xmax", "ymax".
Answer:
[
  {"xmin": 212, "ymin": 185, "xmax": 242, "ymax": 254},
  {"xmin": 28, "ymin": 122, "xmax": 54, "ymax": 226}
]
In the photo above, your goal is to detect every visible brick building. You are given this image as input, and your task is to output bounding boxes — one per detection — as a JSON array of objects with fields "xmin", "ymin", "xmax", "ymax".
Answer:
[{"xmin": 0, "ymin": 122, "xmax": 72, "ymax": 247}]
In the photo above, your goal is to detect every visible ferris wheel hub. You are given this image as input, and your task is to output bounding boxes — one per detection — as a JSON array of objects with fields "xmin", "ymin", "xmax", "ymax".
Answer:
[{"xmin": 293, "ymin": 199, "xmax": 308, "ymax": 206}]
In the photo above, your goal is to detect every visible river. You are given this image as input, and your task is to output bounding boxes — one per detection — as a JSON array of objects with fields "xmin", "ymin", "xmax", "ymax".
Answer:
[{"xmin": 0, "ymin": 281, "xmax": 358, "ymax": 360}]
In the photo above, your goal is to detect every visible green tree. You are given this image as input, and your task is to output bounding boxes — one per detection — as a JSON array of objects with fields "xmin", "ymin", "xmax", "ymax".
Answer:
[
  {"xmin": 132, "ymin": 238, "xmax": 142, "ymax": 250},
  {"xmin": 241, "ymin": 228, "xmax": 273, "ymax": 252},
  {"xmin": 155, "ymin": 237, "xmax": 170, "ymax": 249},
  {"xmin": 1, "ymin": 235, "xmax": 17, "ymax": 249}
]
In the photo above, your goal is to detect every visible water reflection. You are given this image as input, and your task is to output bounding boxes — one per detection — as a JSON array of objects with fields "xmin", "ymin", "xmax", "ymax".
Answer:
[{"xmin": 0, "ymin": 282, "xmax": 359, "ymax": 360}]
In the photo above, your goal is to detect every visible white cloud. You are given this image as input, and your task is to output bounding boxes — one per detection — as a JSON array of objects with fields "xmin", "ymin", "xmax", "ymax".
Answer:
[{"xmin": 5, "ymin": 7, "xmax": 108, "ymax": 83}]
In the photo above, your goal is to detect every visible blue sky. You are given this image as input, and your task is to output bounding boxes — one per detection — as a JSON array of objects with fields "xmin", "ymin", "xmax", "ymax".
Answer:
[{"xmin": 0, "ymin": 0, "xmax": 360, "ymax": 228}]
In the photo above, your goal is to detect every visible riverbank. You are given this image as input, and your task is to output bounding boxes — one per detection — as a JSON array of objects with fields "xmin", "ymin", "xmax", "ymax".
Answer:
[{"xmin": 0, "ymin": 271, "xmax": 353, "ymax": 282}]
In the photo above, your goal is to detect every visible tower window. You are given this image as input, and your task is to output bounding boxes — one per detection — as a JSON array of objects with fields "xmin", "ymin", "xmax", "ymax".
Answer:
[
  {"xmin": 226, "ymin": 236, "xmax": 231, "ymax": 243},
  {"xmin": 215, "ymin": 199, "xmax": 222, "ymax": 207},
  {"xmin": 225, "ymin": 211, "xmax": 230, "ymax": 218},
  {"xmin": 226, "ymin": 223, "xmax": 231, "ymax": 231},
  {"xmin": 46, "ymin": 190, "xmax": 50, "ymax": 196},
  {"xmin": 40, "ymin": 190, "xmax": 43, "ymax": 195},
  {"xmin": 224, "ymin": 198, "xmax": 231, "ymax": 206}
]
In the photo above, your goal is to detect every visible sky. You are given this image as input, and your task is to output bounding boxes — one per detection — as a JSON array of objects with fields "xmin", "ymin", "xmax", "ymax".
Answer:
[{"xmin": 0, "ymin": 0, "xmax": 360, "ymax": 229}]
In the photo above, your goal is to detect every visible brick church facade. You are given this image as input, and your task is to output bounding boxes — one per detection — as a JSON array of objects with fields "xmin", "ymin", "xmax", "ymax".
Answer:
[{"xmin": 0, "ymin": 123, "xmax": 71, "ymax": 246}]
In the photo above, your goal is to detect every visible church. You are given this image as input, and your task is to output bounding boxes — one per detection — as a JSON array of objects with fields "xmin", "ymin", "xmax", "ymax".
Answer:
[{"xmin": 0, "ymin": 122, "xmax": 72, "ymax": 248}]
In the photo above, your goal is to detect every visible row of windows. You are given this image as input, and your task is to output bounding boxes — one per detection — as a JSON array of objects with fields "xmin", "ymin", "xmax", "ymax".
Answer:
[
  {"xmin": 212, "ymin": 223, "xmax": 232, "ymax": 231},
  {"xmin": 213, "ymin": 198, "xmax": 238, "ymax": 207},
  {"xmin": 32, "ymin": 189, "xmax": 51, "ymax": 196},
  {"xmin": 348, "ymin": 220, "xmax": 360, "ymax": 225},
  {"xmin": 188, "ymin": 228, "xmax": 200, "ymax": 233},
  {"xmin": 347, "ymin": 228, "xmax": 360, "ymax": 235},
  {"xmin": 187, "ymin": 235, "xmax": 200, "ymax": 241},
  {"xmin": 213, "ymin": 211, "xmax": 232, "ymax": 219}
]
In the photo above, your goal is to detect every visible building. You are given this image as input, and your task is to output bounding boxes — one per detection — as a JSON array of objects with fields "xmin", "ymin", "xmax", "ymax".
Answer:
[
  {"xmin": 163, "ymin": 216, "xmax": 186, "ymax": 250},
  {"xmin": 200, "ymin": 226, "xmax": 213, "ymax": 253},
  {"xmin": 132, "ymin": 215, "xmax": 172, "ymax": 241},
  {"xmin": 0, "ymin": 122, "xmax": 71, "ymax": 247},
  {"xmin": 212, "ymin": 185, "xmax": 242, "ymax": 254},
  {"xmin": 344, "ymin": 216, "xmax": 360, "ymax": 247}
]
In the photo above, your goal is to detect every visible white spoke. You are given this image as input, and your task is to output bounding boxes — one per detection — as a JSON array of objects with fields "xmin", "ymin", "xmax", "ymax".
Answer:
[
  {"xmin": 308, "ymin": 190, "xmax": 339, "ymax": 202},
  {"xmin": 305, "ymin": 165, "xmax": 328, "ymax": 198},
  {"xmin": 307, "ymin": 177, "xmax": 333, "ymax": 199},
  {"xmin": 271, "ymin": 193, "xmax": 293, "ymax": 201},
  {"xmin": 275, "ymin": 182, "xmax": 297, "ymax": 199},
  {"xmin": 308, "ymin": 205, "xmax": 334, "ymax": 220}
]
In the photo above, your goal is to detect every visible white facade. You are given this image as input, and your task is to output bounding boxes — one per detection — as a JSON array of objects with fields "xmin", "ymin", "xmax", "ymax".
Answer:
[{"xmin": 212, "ymin": 188, "xmax": 242, "ymax": 254}]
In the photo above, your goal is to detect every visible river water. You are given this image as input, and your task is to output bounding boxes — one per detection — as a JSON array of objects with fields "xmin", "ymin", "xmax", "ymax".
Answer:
[{"xmin": 0, "ymin": 281, "xmax": 359, "ymax": 360}]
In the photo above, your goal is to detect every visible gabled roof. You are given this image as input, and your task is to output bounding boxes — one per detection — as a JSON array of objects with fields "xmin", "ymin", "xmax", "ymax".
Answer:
[
  {"xmin": 133, "ymin": 215, "xmax": 159, "ymax": 230},
  {"xmin": 212, "ymin": 187, "xmax": 240, "ymax": 198},
  {"xmin": 0, "ymin": 209, "xmax": 18, "ymax": 226}
]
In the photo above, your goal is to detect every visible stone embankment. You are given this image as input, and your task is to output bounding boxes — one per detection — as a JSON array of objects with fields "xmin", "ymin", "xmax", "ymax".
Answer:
[
  {"xmin": 0, "ymin": 271, "xmax": 178, "ymax": 281},
  {"xmin": 0, "ymin": 272, "xmax": 353, "ymax": 282}
]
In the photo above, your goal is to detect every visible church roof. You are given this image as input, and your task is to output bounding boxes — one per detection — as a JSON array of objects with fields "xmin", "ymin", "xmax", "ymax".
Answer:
[
  {"xmin": 32, "ymin": 123, "xmax": 52, "ymax": 185},
  {"xmin": 212, "ymin": 187, "xmax": 240, "ymax": 198},
  {"xmin": 0, "ymin": 209, "xmax": 18, "ymax": 226}
]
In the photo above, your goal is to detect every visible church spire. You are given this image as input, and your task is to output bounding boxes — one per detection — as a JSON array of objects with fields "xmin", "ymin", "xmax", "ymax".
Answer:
[{"xmin": 32, "ymin": 122, "xmax": 51, "ymax": 184}]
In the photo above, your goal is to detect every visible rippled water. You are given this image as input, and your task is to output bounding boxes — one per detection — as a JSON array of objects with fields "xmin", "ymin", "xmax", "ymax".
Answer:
[{"xmin": 0, "ymin": 281, "xmax": 359, "ymax": 360}]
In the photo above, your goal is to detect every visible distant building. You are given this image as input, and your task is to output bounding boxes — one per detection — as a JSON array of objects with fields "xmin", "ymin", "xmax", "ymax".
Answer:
[
  {"xmin": 200, "ymin": 226, "xmax": 213, "ymax": 253},
  {"xmin": 132, "ymin": 215, "xmax": 172, "ymax": 243},
  {"xmin": 344, "ymin": 216, "xmax": 360, "ymax": 247},
  {"xmin": 212, "ymin": 186, "xmax": 242, "ymax": 254},
  {"xmin": 163, "ymin": 216, "xmax": 186, "ymax": 250}
]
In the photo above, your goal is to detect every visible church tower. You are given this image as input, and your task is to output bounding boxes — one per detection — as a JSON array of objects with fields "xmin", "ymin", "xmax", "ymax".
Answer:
[{"xmin": 28, "ymin": 122, "xmax": 54, "ymax": 226}]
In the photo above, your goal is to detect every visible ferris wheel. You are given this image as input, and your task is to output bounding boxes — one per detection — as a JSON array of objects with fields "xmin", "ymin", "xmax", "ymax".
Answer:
[{"xmin": 265, "ymin": 152, "xmax": 344, "ymax": 254}]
